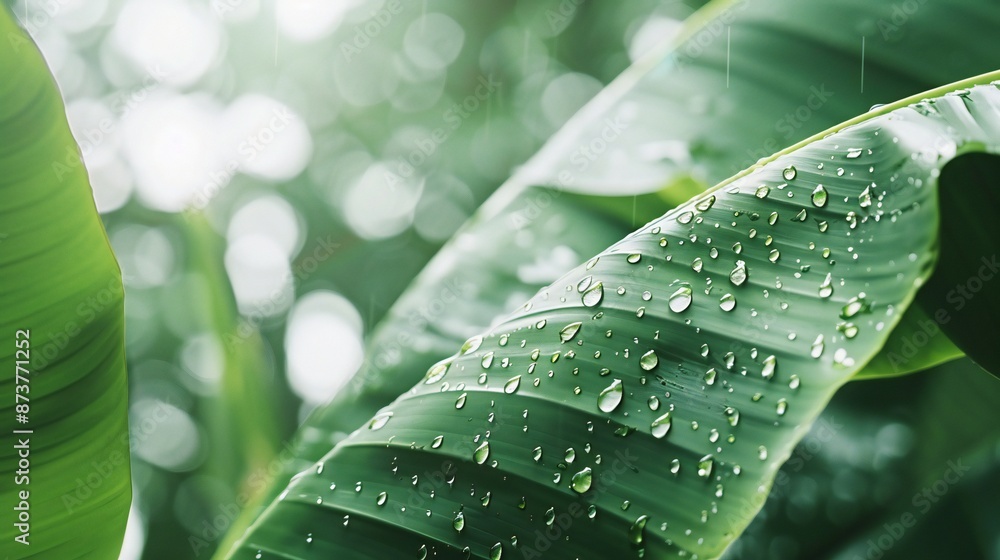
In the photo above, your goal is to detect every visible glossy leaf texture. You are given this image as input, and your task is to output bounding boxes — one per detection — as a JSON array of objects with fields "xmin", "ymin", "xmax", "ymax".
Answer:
[
  {"xmin": 227, "ymin": 77, "xmax": 1000, "ymax": 559},
  {"xmin": 226, "ymin": 2, "xmax": 1000, "ymax": 540},
  {"xmin": 0, "ymin": 8, "xmax": 130, "ymax": 558}
]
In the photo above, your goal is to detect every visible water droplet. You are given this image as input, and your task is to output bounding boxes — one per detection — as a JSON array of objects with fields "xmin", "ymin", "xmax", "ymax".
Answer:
[
  {"xmin": 733, "ymin": 242, "xmax": 743, "ymax": 254},
  {"xmin": 490, "ymin": 542, "xmax": 503, "ymax": 560},
  {"xmin": 692, "ymin": 257, "xmax": 704, "ymax": 272},
  {"xmin": 725, "ymin": 406, "xmax": 740, "ymax": 426},
  {"xmin": 758, "ymin": 445, "xmax": 768, "ymax": 461},
  {"xmin": 782, "ymin": 166, "xmax": 797, "ymax": 180},
  {"xmin": 461, "ymin": 335, "xmax": 483, "ymax": 355},
  {"xmin": 776, "ymin": 398, "xmax": 788, "ymax": 416},
  {"xmin": 670, "ymin": 459, "xmax": 681, "ymax": 474},
  {"xmin": 598, "ymin": 379, "xmax": 624, "ymax": 413},
  {"xmin": 577, "ymin": 276, "xmax": 593, "ymax": 292},
  {"xmin": 819, "ymin": 273, "xmax": 834, "ymax": 298},
  {"xmin": 424, "ymin": 361, "xmax": 449, "ymax": 384},
  {"xmin": 761, "ymin": 355, "xmax": 777, "ymax": 380},
  {"xmin": 838, "ymin": 322, "xmax": 859, "ymax": 339},
  {"xmin": 724, "ymin": 352, "xmax": 736, "ymax": 369},
  {"xmin": 650, "ymin": 412, "xmax": 672, "ymax": 439},
  {"xmin": 582, "ymin": 282, "xmax": 604, "ymax": 307},
  {"xmin": 729, "ymin": 260, "xmax": 748, "ymax": 286},
  {"xmin": 677, "ymin": 211, "xmax": 694, "ymax": 224},
  {"xmin": 846, "ymin": 147, "xmax": 863, "ymax": 159},
  {"xmin": 700, "ymin": 343, "xmax": 710, "ymax": 357},
  {"xmin": 640, "ymin": 350, "xmax": 659, "ymax": 371},
  {"xmin": 696, "ymin": 195, "xmax": 716, "ymax": 211},
  {"xmin": 376, "ymin": 491, "xmax": 388, "ymax": 506},
  {"xmin": 697, "ymin": 455, "xmax": 714, "ymax": 478},
  {"xmin": 627, "ymin": 253, "xmax": 642, "ymax": 264},
  {"xmin": 719, "ymin": 293, "xmax": 736, "ymax": 312},
  {"xmin": 704, "ymin": 367, "xmax": 717, "ymax": 385},
  {"xmin": 474, "ymin": 441, "xmax": 490, "ymax": 464},
  {"xmin": 453, "ymin": 511, "xmax": 465, "ymax": 532},
  {"xmin": 840, "ymin": 295, "xmax": 868, "ymax": 318},
  {"xmin": 789, "ymin": 375, "xmax": 800, "ymax": 389},
  {"xmin": 768, "ymin": 249, "xmax": 780, "ymax": 263},
  {"xmin": 455, "ymin": 393, "xmax": 467, "ymax": 409},
  {"xmin": 369, "ymin": 412, "xmax": 393, "ymax": 430},
  {"xmin": 794, "ymin": 209, "xmax": 807, "ymax": 222},
  {"xmin": 859, "ymin": 186, "xmax": 873, "ymax": 208},
  {"xmin": 811, "ymin": 334, "xmax": 825, "ymax": 358},
  {"xmin": 755, "ymin": 185, "xmax": 771, "ymax": 199},
  {"xmin": 532, "ymin": 446, "xmax": 543, "ymax": 463},
  {"xmin": 629, "ymin": 515, "xmax": 650, "ymax": 545},
  {"xmin": 647, "ymin": 395, "xmax": 660, "ymax": 411},
  {"xmin": 669, "ymin": 284, "xmax": 693, "ymax": 313},
  {"xmin": 571, "ymin": 467, "xmax": 593, "ymax": 493},
  {"xmin": 504, "ymin": 376, "xmax": 521, "ymax": 394},
  {"xmin": 432, "ymin": 435, "xmax": 444, "ymax": 449},
  {"xmin": 811, "ymin": 185, "xmax": 828, "ymax": 207}
]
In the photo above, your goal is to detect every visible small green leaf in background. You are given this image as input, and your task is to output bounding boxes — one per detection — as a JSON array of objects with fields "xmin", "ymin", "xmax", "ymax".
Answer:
[
  {"xmin": 227, "ymin": 74, "xmax": 1000, "ymax": 559},
  {"xmin": 0, "ymin": 7, "xmax": 130, "ymax": 558}
]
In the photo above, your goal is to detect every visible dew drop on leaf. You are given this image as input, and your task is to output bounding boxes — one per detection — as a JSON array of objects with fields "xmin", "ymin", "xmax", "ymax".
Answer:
[
  {"xmin": 424, "ymin": 361, "xmax": 449, "ymax": 384},
  {"xmin": 598, "ymin": 379, "xmax": 624, "ymax": 413},
  {"xmin": 369, "ymin": 412, "xmax": 393, "ymax": 431},
  {"xmin": 629, "ymin": 515, "xmax": 650, "ymax": 545},
  {"xmin": 453, "ymin": 511, "xmax": 465, "ymax": 532},
  {"xmin": 650, "ymin": 412, "xmax": 672, "ymax": 439},
  {"xmin": 461, "ymin": 336, "xmax": 483, "ymax": 355},
  {"xmin": 474, "ymin": 441, "xmax": 490, "ymax": 465},
  {"xmin": 582, "ymin": 282, "xmax": 604, "ymax": 307},
  {"xmin": 719, "ymin": 293, "xmax": 736, "ymax": 312},
  {"xmin": 504, "ymin": 376, "xmax": 521, "ymax": 394},
  {"xmin": 729, "ymin": 260, "xmax": 748, "ymax": 286},
  {"xmin": 697, "ymin": 455, "xmax": 714, "ymax": 478},
  {"xmin": 811, "ymin": 185, "xmax": 828, "ymax": 207},
  {"xmin": 640, "ymin": 349, "xmax": 659, "ymax": 371},
  {"xmin": 819, "ymin": 273, "xmax": 834, "ymax": 298},
  {"xmin": 761, "ymin": 355, "xmax": 777, "ymax": 380},
  {"xmin": 668, "ymin": 283, "xmax": 693, "ymax": 313},
  {"xmin": 696, "ymin": 195, "xmax": 716, "ymax": 211},
  {"xmin": 782, "ymin": 166, "xmax": 797, "ymax": 180},
  {"xmin": 571, "ymin": 467, "xmax": 593, "ymax": 493}
]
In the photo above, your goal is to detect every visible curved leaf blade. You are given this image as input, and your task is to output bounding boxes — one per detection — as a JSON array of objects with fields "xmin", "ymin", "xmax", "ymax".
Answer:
[
  {"xmin": 230, "ymin": 76, "xmax": 1000, "ymax": 559},
  {"xmin": 0, "ymin": 8, "xmax": 130, "ymax": 558}
]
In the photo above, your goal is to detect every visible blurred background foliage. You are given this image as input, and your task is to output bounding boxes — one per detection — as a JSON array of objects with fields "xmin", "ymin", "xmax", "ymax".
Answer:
[{"xmin": 6, "ymin": 0, "xmax": 999, "ymax": 558}]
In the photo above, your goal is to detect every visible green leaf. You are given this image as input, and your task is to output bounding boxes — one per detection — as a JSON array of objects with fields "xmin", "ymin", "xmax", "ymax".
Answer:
[
  {"xmin": 222, "ymin": 0, "xmax": 1000, "ymax": 548},
  {"xmin": 227, "ymin": 75, "xmax": 1000, "ymax": 559},
  {"xmin": 0, "ymin": 8, "xmax": 129, "ymax": 558}
]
